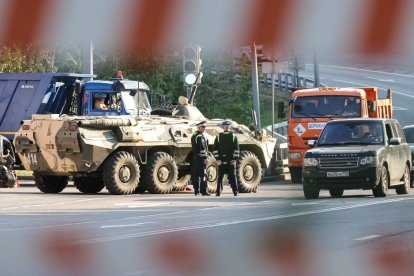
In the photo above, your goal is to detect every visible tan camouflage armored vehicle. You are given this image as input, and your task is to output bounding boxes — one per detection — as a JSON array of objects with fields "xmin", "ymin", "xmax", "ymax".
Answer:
[{"xmin": 14, "ymin": 81, "xmax": 276, "ymax": 195}]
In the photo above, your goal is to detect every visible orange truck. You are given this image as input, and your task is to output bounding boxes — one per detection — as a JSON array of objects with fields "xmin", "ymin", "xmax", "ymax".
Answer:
[{"xmin": 287, "ymin": 87, "xmax": 392, "ymax": 183}]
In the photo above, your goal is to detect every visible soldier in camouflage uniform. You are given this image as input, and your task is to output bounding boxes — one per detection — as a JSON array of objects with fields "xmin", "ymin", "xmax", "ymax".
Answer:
[
  {"xmin": 213, "ymin": 120, "xmax": 240, "ymax": 196},
  {"xmin": 191, "ymin": 121, "xmax": 210, "ymax": 196}
]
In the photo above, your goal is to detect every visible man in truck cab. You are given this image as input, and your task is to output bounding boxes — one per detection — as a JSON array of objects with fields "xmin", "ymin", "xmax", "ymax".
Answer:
[{"xmin": 93, "ymin": 93, "xmax": 109, "ymax": 110}]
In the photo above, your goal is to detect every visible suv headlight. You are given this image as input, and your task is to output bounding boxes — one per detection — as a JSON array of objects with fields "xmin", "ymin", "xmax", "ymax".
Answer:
[
  {"xmin": 289, "ymin": 152, "xmax": 301, "ymax": 159},
  {"xmin": 304, "ymin": 157, "xmax": 318, "ymax": 166},
  {"xmin": 360, "ymin": 156, "xmax": 376, "ymax": 165}
]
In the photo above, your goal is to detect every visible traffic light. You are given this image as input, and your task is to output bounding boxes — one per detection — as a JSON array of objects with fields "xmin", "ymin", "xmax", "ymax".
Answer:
[{"xmin": 183, "ymin": 44, "xmax": 202, "ymax": 85}]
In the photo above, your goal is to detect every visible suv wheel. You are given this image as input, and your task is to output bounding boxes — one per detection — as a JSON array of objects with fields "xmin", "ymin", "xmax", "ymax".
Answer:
[
  {"xmin": 303, "ymin": 184, "xmax": 320, "ymax": 199},
  {"xmin": 396, "ymin": 164, "xmax": 410, "ymax": 195},
  {"xmin": 373, "ymin": 165, "xmax": 388, "ymax": 197}
]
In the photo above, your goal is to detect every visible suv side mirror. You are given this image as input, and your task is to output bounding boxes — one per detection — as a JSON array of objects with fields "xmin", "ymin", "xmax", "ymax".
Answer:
[{"xmin": 389, "ymin": 137, "xmax": 401, "ymax": 145}]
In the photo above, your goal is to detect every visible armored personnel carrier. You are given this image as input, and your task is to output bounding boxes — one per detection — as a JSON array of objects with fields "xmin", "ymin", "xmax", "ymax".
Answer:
[{"xmin": 14, "ymin": 80, "xmax": 276, "ymax": 195}]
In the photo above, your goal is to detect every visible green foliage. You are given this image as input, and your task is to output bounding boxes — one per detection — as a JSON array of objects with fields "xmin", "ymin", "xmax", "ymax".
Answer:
[
  {"xmin": 0, "ymin": 45, "xmax": 56, "ymax": 72},
  {"xmin": 0, "ymin": 44, "xmax": 290, "ymax": 127}
]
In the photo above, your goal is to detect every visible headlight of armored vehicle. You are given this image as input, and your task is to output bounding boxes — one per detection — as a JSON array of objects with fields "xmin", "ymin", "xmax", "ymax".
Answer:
[
  {"xmin": 303, "ymin": 157, "xmax": 318, "ymax": 166},
  {"xmin": 360, "ymin": 156, "xmax": 376, "ymax": 165},
  {"xmin": 289, "ymin": 152, "xmax": 301, "ymax": 159}
]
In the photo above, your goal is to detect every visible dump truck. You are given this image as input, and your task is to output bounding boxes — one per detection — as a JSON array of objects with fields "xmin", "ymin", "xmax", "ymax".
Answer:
[
  {"xmin": 0, "ymin": 72, "xmax": 152, "ymax": 168},
  {"xmin": 285, "ymin": 87, "xmax": 392, "ymax": 183},
  {"xmin": 14, "ymin": 83, "xmax": 276, "ymax": 195}
]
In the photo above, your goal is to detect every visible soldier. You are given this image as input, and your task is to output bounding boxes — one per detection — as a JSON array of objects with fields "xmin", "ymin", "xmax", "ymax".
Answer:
[
  {"xmin": 213, "ymin": 120, "xmax": 240, "ymax": 196},
  {"xmin": 191, "ymin": 121, "xmax": 210, "ymax": 196}
]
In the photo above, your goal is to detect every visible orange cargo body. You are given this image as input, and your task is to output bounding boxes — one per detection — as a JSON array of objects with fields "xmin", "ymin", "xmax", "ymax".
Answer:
[{"xmin": 287, "ymin": 87, "xmax": 392, "ymax": 183}]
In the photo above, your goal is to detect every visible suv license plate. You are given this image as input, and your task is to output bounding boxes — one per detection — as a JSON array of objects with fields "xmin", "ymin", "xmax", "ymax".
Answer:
[{"xmin": 327, "ymin": 171, "xmax": 349, "ymax": 177}]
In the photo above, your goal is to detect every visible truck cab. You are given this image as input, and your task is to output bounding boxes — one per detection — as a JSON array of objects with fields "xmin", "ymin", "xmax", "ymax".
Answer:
[{"xmin": 80, "ymin": 79, "xmax": 152, "ymax": 117}]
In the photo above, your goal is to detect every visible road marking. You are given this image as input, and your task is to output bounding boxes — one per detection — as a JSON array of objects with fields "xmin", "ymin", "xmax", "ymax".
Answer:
[
  {"xmin": 332, "ymin": 79, "xmax": 375, "ymax": 87},
  {"xmin": 127, "ymin": 203, "xmax": 172, "ymax": 208},
  {"xmin": 315, "ymin": 64, "xmax": 414, "ymax": 79},
  {"xmin": 331, "ymin": 79, "xmax": 414, "ymax": 103},
  {"xmin": 65, "ymin": 197, "xmax": 414, "ymax": 245},
  {"xmin": 291, "ymin": 202, "xmax": 321, "ymax": 206},
  {"xmin": 0, "ymin": 198, "xmax": 105, "ymax": 211},
  {"xmin": 366, "ymin": 76, "xmax": 395, "ymax": 83},
  {"xmin": 354, "ymin": 235, "xmax": 381, "ymax": 241},
  {"xmin": 100, "ymin": 222, "xmax": 157, "ymax": 229},
  {"xmin": 115, "ymin": 202, "xmax": 173, "ymax": 208}
]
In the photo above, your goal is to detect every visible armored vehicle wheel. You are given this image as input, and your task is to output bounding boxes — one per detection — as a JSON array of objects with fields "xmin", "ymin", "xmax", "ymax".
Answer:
[
  {"xmin": 329, "ymin": 188, "xmax": 344, "ymax": 198},
  {"xmin": 373, "ymin": 165, "xmax": 389, "ymax": 197},
  {"xmin": 103, "ymin": 151, "xmax": 140, "ymax": 195},
  {"xmin": 143, "ymin": 152, "xmax": 178, "ymax": 194},
  {"xmin": 396, "ymin": 164, "xmax": 410, "ymax": 195},
  {"xmin": 173, "ymin": 173, "xmax": 191, "ymax": 192},
  {"xmin": 206, "ymin": 154, "xmax": 218, "ymax": 193},
  {"xmin": 74, "ymin": 177, "xmax": 105, "ymax": 194},
  {"xmin": 34, "ymin": 172, "xmax": 68, "ymax": 193},
  {"xmin": 236, "ymin": 151, "xmax": 261, "ymax": 193}
]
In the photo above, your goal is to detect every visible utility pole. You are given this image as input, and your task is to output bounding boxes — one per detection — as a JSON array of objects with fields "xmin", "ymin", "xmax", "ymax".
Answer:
[
  {"xmin": 313, "ymin": 51, "xmax": 320, "ymax": 87},
  {"xmin": 251, "ymin": 43, "xmax": 261, "ymax": 129},
  {"xmin": 83, "ymin": 40, "xmax": 94, "ymax": 80}
]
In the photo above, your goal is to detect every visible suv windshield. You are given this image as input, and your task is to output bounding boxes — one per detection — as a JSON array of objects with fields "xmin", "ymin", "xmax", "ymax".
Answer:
[
  {"xmin": 292, "ymin": 96, "xmax": 361, "ymax": 118},
  {"xmin": 318, "ymin": 121, "xmax": 384, "ymax": 146}
]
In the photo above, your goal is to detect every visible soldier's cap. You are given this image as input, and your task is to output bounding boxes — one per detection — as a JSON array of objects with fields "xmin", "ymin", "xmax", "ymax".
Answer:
[
  {"xmin": 94, "ymin": 93, "xmax": 107, "ymax": 98},
  {"xmin": 195, "ymin": 120, "xmax": 207, "ymax": 127},
  {"xmin": 222, "ymin": 120, "xmax": 232, "ymax": 126}
]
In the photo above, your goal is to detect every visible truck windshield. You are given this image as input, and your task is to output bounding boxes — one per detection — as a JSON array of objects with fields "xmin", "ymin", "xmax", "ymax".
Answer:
[
  {"xmin": 121, "ymin": 90, "xmax": 152, "ymax": 115},
  {"xmin": 292, "ymin": 96, "xmax": 361, "ymax": 118},
  {"xmin": 318, "ymin": 121, "xmax": 384, "ymax": 146}
]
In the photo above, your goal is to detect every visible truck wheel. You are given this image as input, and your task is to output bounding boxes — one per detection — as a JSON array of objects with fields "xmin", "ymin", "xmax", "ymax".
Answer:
[
  {"xmin": 207, "ymin": 154, "xmax": 218, "ymax": 193},
  {"xmin": 143, "ymin": 152, "xmax": 178, "ymax": 194},
  {"xmin": 396, "ymin": 165, "xmax": 410, "ymax": 195},
  {"xmin": 303, "ymin": 184, "xmax": 320, "ymax": 199},
  {"xmin": 237, "ymin": 151, "xmax": 262, "ymax": 193},
  {"xmin": 329, "ymin": 188, "xmax": 344, "ymax": 198},
  {"xmin": 173, "ymin": 174, "xmax": 191, "ymax": 192},
  {"xmin": 373, "ymin": 165, "xmax": 389, "ymax": 197},
  {"xmin": 290, "ymin": 167, "xmax": 302, "ymax": 183},
  {"xmin": 103, "ymin": 151, "xmax": 140, "ymax": 195},
  {"xmin": 74, "ymin": 177, "xmax": 105, "ymax": 194},
  {"xmin": 34, "ymin": 172, "xmax": 68, "ymax": 193}
]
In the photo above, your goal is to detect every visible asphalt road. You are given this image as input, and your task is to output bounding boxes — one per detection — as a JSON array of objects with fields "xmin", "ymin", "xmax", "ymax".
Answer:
[
  {"xmin": 300, "ymin": 64, "xmax": 414, "ymax": 127},
  {"xmin": 1, "ymin": 178, "xmax": 414, "ymax": 276}
]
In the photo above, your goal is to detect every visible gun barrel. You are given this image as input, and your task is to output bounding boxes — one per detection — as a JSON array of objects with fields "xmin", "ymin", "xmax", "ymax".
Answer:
[{"xmin": 77, "ymin": 118, "xmax": 134, "ymax": 128}]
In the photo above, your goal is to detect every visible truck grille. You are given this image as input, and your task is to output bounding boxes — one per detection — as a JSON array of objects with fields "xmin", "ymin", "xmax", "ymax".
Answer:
[{"xmin": 319, "ymin": 157, "xmax": 359, "ymax": 168}]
